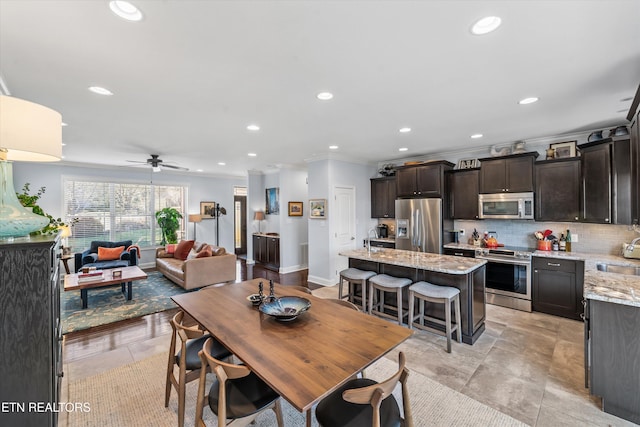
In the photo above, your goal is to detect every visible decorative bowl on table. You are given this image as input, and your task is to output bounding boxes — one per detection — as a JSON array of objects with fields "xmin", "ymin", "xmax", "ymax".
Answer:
[
  {"xmin": 247, "ymin": 294, "xmax": 263, "ymax": 306},
  {"xmin": 259, "ymin": 296, "xmax": 311, "ymax": 321}
]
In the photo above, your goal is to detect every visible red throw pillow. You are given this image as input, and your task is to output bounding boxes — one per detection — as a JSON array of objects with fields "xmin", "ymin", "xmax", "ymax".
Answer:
[
  {"xmin": 165, "ymin": 244, "xmax": 177, "ymax": 254},
  {"xmin": 174, "ymin": 240, "xmax": 195, "ymax": 260},
  {"xmin": 97, "ymin": 246, "xmax": 125, "ymax": 261},
  {"xmin": 196, "ymin": 248, "xmax": 212, "ymax": 258}
]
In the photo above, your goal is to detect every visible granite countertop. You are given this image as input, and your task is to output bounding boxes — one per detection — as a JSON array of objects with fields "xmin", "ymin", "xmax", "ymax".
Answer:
[
  {"xmin": 340, "ymin": 248, "xmax": 486, "ymax": 275},
  {"xmin": 253, "ymin": 233, "xmax": 280, "ymax": 238},
  {"xmin": 443, "ymin": 243, "xmax": 640, "ymax": 308}
]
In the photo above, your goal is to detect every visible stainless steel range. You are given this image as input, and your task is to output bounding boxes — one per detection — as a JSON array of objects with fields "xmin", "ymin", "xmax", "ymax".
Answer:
[{"xmin": 475, "ymin": 246, "xmax": 533, "ymax": 312}]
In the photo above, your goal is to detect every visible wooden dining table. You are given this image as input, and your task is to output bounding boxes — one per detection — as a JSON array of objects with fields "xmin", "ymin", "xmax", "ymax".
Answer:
[{"xmin": 171, "ymin": 278, "xmax": 413, "ymax": 426}]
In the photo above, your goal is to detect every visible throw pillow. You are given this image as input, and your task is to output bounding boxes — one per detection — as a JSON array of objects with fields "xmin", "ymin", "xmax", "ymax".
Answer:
[
  {"xmin": 174, "ymin": 240, "xmax": 195, "ymax": 260},
  {"xmin": 97, "ymin": 246, "xmax": 125, "ymax": 261},
  {"xmin": 210, "ymin": 246, "xmax": 227, "ymax": 256},
  {"xmin": 186, "ymin": 248, "xmax": 198, "ymax": 260},
  {"xmin": 196, "ymin": 247, "xmax": 212, "ymax": 258},
  {"xmin": 165, "ymin": 244, "xmax": 177, "ymax": 254}
]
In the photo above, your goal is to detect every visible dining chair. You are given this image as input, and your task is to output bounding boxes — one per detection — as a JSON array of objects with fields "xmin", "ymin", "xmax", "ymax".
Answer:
[
  {"xmin": 165, "ymin": 311, "xmax": 232, "ymax": 427},
  {"xmin": 195, "ymin": 337, "xmax": 284, "ymax": 427},
  {"xmin": 315, "ymin": 352, "xmax": 413, "ymax": 427}
]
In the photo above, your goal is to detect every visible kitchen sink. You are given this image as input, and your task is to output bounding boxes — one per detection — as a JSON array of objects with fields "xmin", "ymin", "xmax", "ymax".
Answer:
[{"xmin": 596, "ymin": 263, "xmax": 640, "ymax": 276}]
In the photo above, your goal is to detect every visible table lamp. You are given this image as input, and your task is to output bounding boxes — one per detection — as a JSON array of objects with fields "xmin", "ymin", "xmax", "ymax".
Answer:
[
  {"xmin": 0, "ymin": 95, "xmax": 62, "ymax": 238},
  {"xmin": 59, "ymin": 224, "xmax": 72, "ymax": 254},
  {"xmin": 254, "ymin": 211, "xmax": 265, "ymax": 234},
  {"xmin": 188, "ymin": 214, "xmax": 202, "ymax": 240}
]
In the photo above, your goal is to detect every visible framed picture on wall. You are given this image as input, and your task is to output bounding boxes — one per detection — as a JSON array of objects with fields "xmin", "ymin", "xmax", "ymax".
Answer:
[
  {"xmin": 200, "ymin": 201, "xmax": 215, "ymax": 218},
  {"xmin": 550, "ymin": 141, "xmax": 577, "ymax": 158},
  {"xmin": 265, "ymin": 187, "xmax": 280, "ymax": 215},
  {"xmin": 309, "ymin": 199, "xmax": 327, "ymax": 219},
  {"xmin": 288, "ymin": 201, "xmax": 303, "ymax": 216}
]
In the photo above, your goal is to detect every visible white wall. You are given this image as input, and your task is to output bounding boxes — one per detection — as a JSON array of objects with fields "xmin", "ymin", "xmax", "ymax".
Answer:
[
  {"xmin": 13, "ymin": 161, "xmax": 246, "ymax": 267},
  {"xmin": 307, "ymin": 158, "xmax": 377, "ymax": 286},
  {"xmin": 278, "ymin": 168, "xmax": 309, "ymax": 272}
]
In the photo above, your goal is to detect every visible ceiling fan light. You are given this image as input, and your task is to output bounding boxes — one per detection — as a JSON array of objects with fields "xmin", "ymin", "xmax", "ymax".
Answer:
[
  {"xmin": 152, "ymin": 166, "xmax": 161, "ymax": 172},
  {"xmin": 109, "ymin": 1, "xmax": 143, "ymax": 21}
]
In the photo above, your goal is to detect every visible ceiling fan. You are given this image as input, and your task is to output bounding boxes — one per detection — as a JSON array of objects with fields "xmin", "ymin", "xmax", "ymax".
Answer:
[{"xmin": 126, "ymin": 154, "xmax": 189, "ymax": 172}]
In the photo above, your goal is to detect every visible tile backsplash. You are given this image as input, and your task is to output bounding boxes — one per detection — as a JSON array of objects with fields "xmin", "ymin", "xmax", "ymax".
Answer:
[{"xmin": 453, "ymin": 220, "xmax": 639, "ymax": 255}]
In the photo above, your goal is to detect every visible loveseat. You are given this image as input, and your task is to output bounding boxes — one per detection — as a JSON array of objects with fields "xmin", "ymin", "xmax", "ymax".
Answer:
[
  {"xmin": 155, "ymin": 241, "xmax": 236, "ymax": 290},
  {"xmin": 74, "ymin": 240, "xmax": 138, "ymax": 272}
]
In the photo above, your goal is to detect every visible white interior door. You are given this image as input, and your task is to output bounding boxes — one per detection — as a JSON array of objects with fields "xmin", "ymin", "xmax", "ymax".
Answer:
[{"xmin": 333, "ymin": 186, "xmax": 356, "ymax": 281}]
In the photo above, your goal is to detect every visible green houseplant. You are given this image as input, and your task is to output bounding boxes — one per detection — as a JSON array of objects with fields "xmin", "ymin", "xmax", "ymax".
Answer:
[
  {"xmin": 155, "ymin": 207, "xmax": 182, "ymax": 245},
  {"xmin": 17, "ymin": 183, "xmax": 75, "ymax": 235}
]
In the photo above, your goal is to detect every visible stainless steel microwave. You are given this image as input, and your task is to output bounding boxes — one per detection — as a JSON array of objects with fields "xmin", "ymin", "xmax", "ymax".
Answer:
[{"xmin": 478, "ymin": 192, "xmax": 534, "ymax": 220}]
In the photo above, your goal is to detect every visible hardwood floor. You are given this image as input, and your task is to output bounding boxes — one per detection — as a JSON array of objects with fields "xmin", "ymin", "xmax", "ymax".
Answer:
[{"xmin": 63, "ymin": 259, "xmax": 310, "ymax": 364}]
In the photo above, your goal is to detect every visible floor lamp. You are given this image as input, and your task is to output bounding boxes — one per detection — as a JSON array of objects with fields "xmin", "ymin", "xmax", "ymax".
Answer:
[
  {"xmin": 254, "ymin": 211, "xmax": 265, "ymax": 234},
  {"xmin": 214, "ymin": 204, "xmax": 226, "ymax": 246},
  {"xmin": 188, "ymin": 214, "xmax": 202, "ymax": 240}
]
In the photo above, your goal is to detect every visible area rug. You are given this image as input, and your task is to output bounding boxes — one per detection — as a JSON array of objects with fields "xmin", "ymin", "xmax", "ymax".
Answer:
[
  {"xmin": 63, "ymin": 352, "xmax": 525, "ymax": 427},
  {"xmin": 61, "ymin": 271, "xmax": 190, "ymax": 334}
]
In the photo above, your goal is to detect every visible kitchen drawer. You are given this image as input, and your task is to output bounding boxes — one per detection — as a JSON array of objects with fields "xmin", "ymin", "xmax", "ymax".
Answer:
[{"xmin": 533, "ymin": 257, "xmax": 577, "ymax": 273}]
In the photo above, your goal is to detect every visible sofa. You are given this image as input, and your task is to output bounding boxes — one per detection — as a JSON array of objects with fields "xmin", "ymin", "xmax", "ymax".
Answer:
[
  {"xmin": 155, "ymin": 241, "xmax": 236, "ymax": 290},
  {"xmin": 74, "ymin": 240, "xmax": 138, "ymax": 272}
]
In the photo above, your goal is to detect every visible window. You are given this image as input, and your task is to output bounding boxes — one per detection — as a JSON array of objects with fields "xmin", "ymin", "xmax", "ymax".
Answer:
[{"xmin": 63, "ymin": 178, "xmax": 186, "ymax": 250}]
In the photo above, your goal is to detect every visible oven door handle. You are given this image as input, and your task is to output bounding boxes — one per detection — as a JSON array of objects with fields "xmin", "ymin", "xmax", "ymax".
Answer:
[{"xmin": 477, "ymin": 256, "xmax": 531, "ymax": 266}]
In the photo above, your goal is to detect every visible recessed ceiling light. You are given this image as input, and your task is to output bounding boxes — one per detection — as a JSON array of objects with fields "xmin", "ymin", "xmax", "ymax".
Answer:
[
  {"xmin": 329, "ymin": 145, "xmax": 338, "ymax": 150},
  {"xmin": 61, "ymin": 143, "xmax": 67, "ymax": 146},
  {"xmin": 88, "ymin": 86, "xmax": 113, "ymax": 96},
  {"xmin": 471, "ymin": 133, "xmax": 483, "ymax": 139},
  {"xmin": 317, "ymin": 92, "xmax": 334, "ymax": 100},
  {"xmin": 518, "ymin": 97, "xmax": 539, "ymax": 105},
  {"xmin": 196, "ymin": 169, "xmax": 203, "ymax": 172},
  {"xmin": 61, "ymin": 155, "xmax": 65, "ymax": 159},
  {"xmin": 61, "ymin": 122, "xmax": 68, "ymax": 127},
  {"xmin": 248, "ymin": 153, "xmax": 257, "ymax": 157},
  {"xmin": 109, "ymin": 1, "xmax": 143, "ymax": 21},
  {"xmin": 247, "ymin": 124, "xmax": 260, "ymax": 131},
  {"xmin": 471, "ymin": 16, "xmax": 502, "ymax": 35},
  {"xmin": 399, "ymin": 147, "xmax": 408, "ymax": 152},
  {"xmin": 218, "ymin": 162, "xmax": 226, "ymax": 166},
  {"xmin": 399, "ymin": 127, "xmax": 411, "ymax": 133}
]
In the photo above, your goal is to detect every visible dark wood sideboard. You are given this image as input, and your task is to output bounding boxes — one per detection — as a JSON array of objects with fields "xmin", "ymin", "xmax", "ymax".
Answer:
[{"xmin": 0, "ymin": 234, "xmax": 62, "ymax": 427}]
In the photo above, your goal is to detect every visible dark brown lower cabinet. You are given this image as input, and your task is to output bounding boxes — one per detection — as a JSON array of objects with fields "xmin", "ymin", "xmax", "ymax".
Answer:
[
  {"xmin": 0, "ymin": 235, "xmax": 61, "ymax": 427},
  {"xmin": 588, "ymin": 299, "xmax": 640, "ymax": 424},
  {"xmin": 532, "ymin": 257, "xmax": 584, "ymax": 320},
  {"xmin": 253, "ymin": 234, "xmax": 279, "ymax": 269}
]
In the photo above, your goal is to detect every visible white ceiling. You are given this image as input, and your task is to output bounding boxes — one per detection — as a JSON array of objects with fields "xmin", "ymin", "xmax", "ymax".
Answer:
[{"xmin": 1, "ymin": 0, "xmax": 639, "ymax": 178}]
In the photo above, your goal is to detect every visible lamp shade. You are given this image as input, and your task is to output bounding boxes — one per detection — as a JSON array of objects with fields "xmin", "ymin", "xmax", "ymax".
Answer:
[
  {"xmin": 58, "ymin": 225, "xmax": 72, "ymax": 238},
  {"xmin": 0, "ymin": 95, "xmax": 62, "ymax": 238},
  {"xmin": 254, "ymin": 211, "xmax": 265, "ymax": 221},
  {"xmin": 0, "ymin": 95, "xmax": 62, "ymax": 161},
  {"xmin": 188, "ymin": 214, "xmax": 202, "ymax": 223}
]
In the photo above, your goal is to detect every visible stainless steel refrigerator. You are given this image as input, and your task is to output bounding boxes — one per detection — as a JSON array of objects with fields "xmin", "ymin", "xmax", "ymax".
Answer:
[{"xmin": 395, "ymin": 198, "xmax": 452, "ymax": 253}]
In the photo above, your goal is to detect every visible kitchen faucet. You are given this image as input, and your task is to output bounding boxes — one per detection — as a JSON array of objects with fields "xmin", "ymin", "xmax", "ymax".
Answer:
[
  {"xmin": 367, "ymin": 228, "xmax": 378, "ymax": 255},
  {"xmin": 627, "ymin": 236, "xmax": 640, "ymax": 252}
]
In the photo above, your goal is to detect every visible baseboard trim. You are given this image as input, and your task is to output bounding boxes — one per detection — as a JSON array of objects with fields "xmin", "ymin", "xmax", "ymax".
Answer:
[
  {"xmin": 279, "ymin": 264, "xmax": 308, "ymax": 274},
  {"xmin": 307, "ymin": 275, "xmax": 337, "ymax": 287}
]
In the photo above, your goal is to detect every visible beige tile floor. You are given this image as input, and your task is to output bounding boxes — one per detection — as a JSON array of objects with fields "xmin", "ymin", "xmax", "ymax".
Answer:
[{"xmin": 61, "ymin": 294, "xmax": 638, "ymax": 426}]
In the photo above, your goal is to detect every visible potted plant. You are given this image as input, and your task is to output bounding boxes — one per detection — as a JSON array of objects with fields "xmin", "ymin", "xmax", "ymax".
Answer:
[
  {"xmin": 17, "ymin": 183, "xmax": 76, "ymax": 236},
  {"xmin": 155, "ymin": 207, "xmax": 182, "ymax": 245}
]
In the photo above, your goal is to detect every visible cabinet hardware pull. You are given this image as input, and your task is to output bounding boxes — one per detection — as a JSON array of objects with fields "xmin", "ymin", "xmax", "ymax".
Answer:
[
  {"xmin": 547, "ymin": 263, "xmax": 561, "ymax": 267},
  {"xmin": 454, "ymin": 252, "xmax": 463, "ymax": 256},
  {"xmin": 579, "ymin": 313, "xmax": 585, "ymax": 320}
]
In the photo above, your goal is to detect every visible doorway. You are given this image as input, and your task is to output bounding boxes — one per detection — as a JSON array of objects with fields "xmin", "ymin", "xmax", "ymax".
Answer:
[
  {"xmin": 234, "ymin": 189, "xmax": 247, "ymax": 256},
  {"xmin": 333, "ymin": 185, "xmax": 356, "ymax": 280}
]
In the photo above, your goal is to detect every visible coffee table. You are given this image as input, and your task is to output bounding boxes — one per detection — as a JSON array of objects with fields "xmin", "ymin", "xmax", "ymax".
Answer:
[{"xmin": 64, "ymin": 265, "xmax": 147, "ymax": 309}]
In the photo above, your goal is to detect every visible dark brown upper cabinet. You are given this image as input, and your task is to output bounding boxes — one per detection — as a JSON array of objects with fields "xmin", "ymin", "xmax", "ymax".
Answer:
[
  {"xmin": 535, "ymin": 158, "xmax": 581, "ymax": 222},
  {"xmin": 478, "ymin": 152, "xmax": 538, "ymax": 194},
  {"xmin": 580, "ymin": 137, "xmax": 633, "ymax": 224},
  {"xmin": 371, "ymin": 177, "xmax": 396, "ymax": 218},
  {"xmin": 448, "ymin": 169, "xmax": 479, "ymax": 219},
  {"xmin": 395, "ymin": 161, "xmax": 454, "ymax": 198}
]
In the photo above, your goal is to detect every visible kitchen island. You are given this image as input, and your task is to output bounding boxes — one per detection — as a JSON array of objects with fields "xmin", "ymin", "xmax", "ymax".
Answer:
[{"xmin": 340, "ymin": 248, "xmax": 487, "ymax": 344}]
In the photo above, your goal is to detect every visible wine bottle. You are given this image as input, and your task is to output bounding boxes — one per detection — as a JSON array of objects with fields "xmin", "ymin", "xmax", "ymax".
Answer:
[
  {"xmin": 559, "ymin": 233, "xmax": 566, "ymax": 251},
  {"xmin": 566, "ymin": 229, "xmax": 572, "ymax": 252}
]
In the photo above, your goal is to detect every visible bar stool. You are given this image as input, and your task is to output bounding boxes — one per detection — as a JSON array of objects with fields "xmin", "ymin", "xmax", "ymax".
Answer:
[
  {"xmin": 338, "ymin": 268, "xmax": 376, "ymax": 312},
  {"xmin": 408, "ymin": 281, "xmax": 462, "ymax": 353},
  {"xmin": 368, "ymin": 274, "xmax": 412, "ymax": 325}
]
